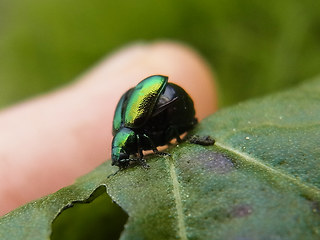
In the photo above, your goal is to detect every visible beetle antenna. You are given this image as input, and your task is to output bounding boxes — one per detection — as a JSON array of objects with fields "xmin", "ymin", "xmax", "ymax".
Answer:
[{"xmin": 107, "ymin": 169, "xmax": 121, "ymax": 179}]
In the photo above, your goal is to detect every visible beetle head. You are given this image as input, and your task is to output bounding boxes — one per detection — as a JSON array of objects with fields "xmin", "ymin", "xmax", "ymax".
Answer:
[
  {"xmin": 111, "ymin": 128, "xmax": 137, "ymax": 167},
  {"xmin": 111, "ymin": 147, "xmax": 130, "ymax": 166}
]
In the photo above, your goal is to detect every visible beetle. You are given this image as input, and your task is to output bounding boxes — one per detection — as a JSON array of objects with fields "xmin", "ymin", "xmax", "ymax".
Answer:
[{"xmin": 111, "ymin": 75, "xmax": 197, "ymax": 169}]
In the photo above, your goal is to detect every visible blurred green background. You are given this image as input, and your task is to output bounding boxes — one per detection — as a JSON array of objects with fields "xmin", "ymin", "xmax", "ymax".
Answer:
[
  {"xmin": 1, "ymin": 1, "xmax": 320, "ymax": 238},
  {"xmin": 1, "ymin": 0, "xmax": 320, "ymax": 109}
]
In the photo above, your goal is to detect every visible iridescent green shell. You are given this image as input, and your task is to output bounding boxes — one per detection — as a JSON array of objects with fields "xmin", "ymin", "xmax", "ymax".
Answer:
[
  {"xmin": 124, "ymin": 75, "xmax": 168, "ymax": 128},
  {"xmin": 112, "ymin": 88, "xmax": 133, "ymax": 135}
]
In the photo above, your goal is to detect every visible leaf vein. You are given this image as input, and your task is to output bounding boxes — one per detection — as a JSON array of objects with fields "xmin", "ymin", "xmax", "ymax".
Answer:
[
  {"xmin": 166, "ymin": 157, "xmax": 187, "ymax": 240},
  {"xmin": 215, "ymin": 142, "xmax": 320, "ymax": 200}
]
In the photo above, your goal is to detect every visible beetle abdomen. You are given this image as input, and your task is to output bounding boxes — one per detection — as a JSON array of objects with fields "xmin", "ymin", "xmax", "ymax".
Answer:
[{"xmin": 142, "ymin": 83, "xmax": 197, "ymax": 146}]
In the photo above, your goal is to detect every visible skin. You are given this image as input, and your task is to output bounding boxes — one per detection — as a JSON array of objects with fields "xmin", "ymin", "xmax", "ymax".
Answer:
[{"xmin": 0, "ymin": 41, "xmax": 217, "ymax": 216}]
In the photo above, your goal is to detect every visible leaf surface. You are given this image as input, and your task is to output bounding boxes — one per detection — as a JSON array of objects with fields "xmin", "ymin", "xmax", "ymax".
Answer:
[{"xmin": 1, "ymin": 78, "xmax": 320, "ymax": 240}]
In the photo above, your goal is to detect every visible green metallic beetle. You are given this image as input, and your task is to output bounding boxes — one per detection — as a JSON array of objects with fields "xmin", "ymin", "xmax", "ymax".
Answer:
[{"xmin": 111, "ymin": 75, "xmax": 197, "ymax": 169}]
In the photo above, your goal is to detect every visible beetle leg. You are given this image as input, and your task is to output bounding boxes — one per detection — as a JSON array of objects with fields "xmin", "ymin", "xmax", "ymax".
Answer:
[
  {"xmin": 165, "ymin": 125, "xmax": 183, "ymax": 143},
  {"xmin": 138, "ymin": 148, "xmax": 150, "ymax": 169},
  {"xmin": 118, "ymin": 159, "xmax": 132, "ymax": 170},
  {"xmin": 138, "ymin": 158, "xmax": 150, "ymax": 169},
  {"xmin": 142, "ymin": 134, "xmax": 170, "ymax": 156},
  {"xmin": 136, "ymin": 135, "xmax": 150, "ymax": 168},
  {"xmin": 176, "ymin": 134, "xmax": 182, "ymax": 143}
]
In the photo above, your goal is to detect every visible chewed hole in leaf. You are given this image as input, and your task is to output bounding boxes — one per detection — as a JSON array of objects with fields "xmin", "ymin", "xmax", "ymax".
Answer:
[{"xmin": 51, "ymin": 186, "xmax": 128, "ymax": 240}]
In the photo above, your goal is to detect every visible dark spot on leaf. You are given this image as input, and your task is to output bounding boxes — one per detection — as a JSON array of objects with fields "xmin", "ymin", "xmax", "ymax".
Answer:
[
  {"xmin": 301, "ymin": 193, "xmax": 312, "ymax": 201},
  {"xmin": 278, "ymin": 159, "xmax": 287, "ymax": 165},
  {"xmin": 199, "ymin": 150, "xmax": 234, "ymax": 174},
  {"xmin": 230, "ymin": 204, "xmax": 253, "ymax": 218},
  {"xmin": 310, "ymin": 201, "xmax": 320, "ymax": 215}
]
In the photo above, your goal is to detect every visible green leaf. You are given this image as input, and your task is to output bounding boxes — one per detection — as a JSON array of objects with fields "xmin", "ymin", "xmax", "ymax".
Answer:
[{"xmin": 1, "ymin": 77, "xmax": 320, "ymax": 240}]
